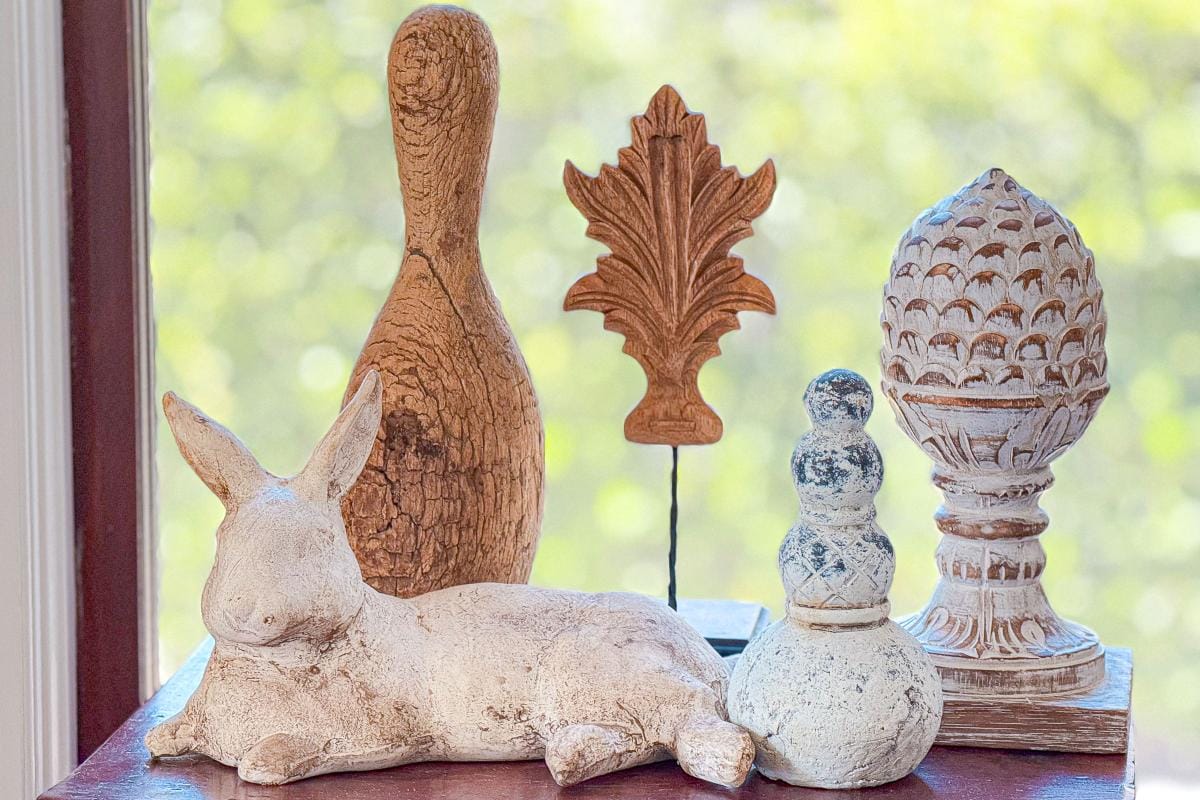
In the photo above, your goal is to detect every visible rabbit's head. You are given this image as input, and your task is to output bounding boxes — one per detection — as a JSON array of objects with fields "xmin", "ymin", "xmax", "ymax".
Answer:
[{"xmin": 163, "ymin": 371, "xmax": 382, "ymax": 646}]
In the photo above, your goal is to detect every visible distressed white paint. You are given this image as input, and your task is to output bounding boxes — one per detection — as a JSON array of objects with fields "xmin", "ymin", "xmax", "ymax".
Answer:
[
  {"xmin": 733, "ymin": 618, "xmax": 942, "ymax": 787},
  {"xmin": 147, "ymin": 371, "xmax": 754, "ymax": 788},
  {"xmin": 0, "ymin": 0, "xmax": 77, "ymax": 793},
  {"xmin": 881, "ymin": 168, "xmax": 1109, "ymax": 695},
  {"xmin": 729, "ymin": 370, "xmax": 941, "ymax": 788}
]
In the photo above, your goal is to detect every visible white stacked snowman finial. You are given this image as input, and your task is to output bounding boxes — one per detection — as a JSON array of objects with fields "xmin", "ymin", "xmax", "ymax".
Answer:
[{"xmin": 729, "ymin": 369, "xmax": 943, "ymax": 788}]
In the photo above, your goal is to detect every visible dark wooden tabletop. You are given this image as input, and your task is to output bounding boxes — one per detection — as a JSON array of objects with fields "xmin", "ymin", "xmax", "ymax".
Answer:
[{"xmin": 42, "ymin": 641, "xmax": 1136, "ymax": 800}]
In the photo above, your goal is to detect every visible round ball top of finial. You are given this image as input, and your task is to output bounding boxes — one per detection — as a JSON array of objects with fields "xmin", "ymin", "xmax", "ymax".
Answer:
[
  {"xmin": 803, "ymin": 369, "xmax": 873, "ymax": 428},
  {"xmin": 792, "ymin": 369, "xmax": 883, "ymax": 514}
]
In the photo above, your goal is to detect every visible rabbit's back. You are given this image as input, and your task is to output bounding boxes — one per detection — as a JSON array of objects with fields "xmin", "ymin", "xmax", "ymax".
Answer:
[
  {"xmin": 410, "ymin": 583, "xmax": 726, "ymax": 684},
  {"xmin": 393, "ymin": 583, "xmax": 730, "ymax": 758}
]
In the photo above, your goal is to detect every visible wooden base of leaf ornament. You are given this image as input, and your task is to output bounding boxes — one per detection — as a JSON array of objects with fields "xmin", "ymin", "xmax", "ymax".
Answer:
[{"xmin": 933, "ymin": 648, "xmax": 1131, "ymax": 753}]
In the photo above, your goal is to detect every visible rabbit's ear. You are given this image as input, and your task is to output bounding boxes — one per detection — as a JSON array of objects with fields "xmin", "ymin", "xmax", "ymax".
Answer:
[
  {"xmin": 297, "ymin": 370, "xmax": 382, "ymax": 501},
  {"xmin": 163, "ymin": 392, "xmax": 269, "ymax": 510}
]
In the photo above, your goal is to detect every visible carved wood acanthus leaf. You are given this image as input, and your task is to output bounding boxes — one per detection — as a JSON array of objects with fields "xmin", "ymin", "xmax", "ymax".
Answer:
[{"xmin": 563, "ymin": 85, "xmax": 776, "ymax": 446}]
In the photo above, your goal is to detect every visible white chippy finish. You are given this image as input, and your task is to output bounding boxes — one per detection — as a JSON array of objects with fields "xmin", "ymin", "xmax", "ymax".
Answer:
[
  {"xmin": 880, "ymin": 168, "xmax": 1109, "ymax": 695},
  {"xmin": 729, "ymin": 370, "xmax": 941, "ymax": 789},
  {"xmin": 881, "ymin": 167, "xmax": 1106, "ymax": 395},
  {"xmin": 146, "ymin": 370, "xmax": 753, "ymax": 788}
]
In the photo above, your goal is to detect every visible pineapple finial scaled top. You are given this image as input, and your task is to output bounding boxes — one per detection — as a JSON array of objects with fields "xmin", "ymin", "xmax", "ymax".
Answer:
[{"xmin": 881, "ymin": 168, "xmax": 1107, "ymax": 395}]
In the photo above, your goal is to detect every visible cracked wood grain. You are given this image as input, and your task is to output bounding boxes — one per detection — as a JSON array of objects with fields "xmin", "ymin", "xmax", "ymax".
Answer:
[{"xmin": 342, "ymin": 5, "xmax": 544, "ymax": 597}]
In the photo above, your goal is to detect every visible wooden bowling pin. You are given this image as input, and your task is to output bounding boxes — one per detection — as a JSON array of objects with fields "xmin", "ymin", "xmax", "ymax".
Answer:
[{"xmin": 341, "ymin": 5, "xmax": 544, "ymax": 597}]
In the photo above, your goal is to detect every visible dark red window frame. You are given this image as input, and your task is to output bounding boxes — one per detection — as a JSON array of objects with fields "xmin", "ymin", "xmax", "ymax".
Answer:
[{"xmin": 62, "ymin": 0, "xmax": 151, "ymax": 760}]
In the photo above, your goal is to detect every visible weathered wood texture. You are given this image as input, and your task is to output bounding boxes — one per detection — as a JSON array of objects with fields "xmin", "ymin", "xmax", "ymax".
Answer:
[
  {"xmin": 342, "ymin": 5, "xmax": 544, "ymax": 597},
  {"xmin": 936, "ymin": 648, "xmax": 1132, "ymax": 754},
  {"xmin": 41, "ymin": 640, "xmax": 1136, "ymax": 800},
  {"xmin": 146, "ymin": 372, "xmax": 751, "ymax": 787},
  {"xmin": 563, "ymin": 85, "xmax": 775, "ymax": 446},
  {"xmin": 881, "ymin": 169, "xmax": 1117, "ymax": 713}
]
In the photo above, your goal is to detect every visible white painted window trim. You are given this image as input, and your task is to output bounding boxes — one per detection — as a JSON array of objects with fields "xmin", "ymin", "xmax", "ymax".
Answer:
[
  {"xmin": 0, "ymin": 0, "xmax": 78, "ymax": 795},
  {"xmin": 132, "ymin": 0, "xmax": 160, "ymax": 705}
]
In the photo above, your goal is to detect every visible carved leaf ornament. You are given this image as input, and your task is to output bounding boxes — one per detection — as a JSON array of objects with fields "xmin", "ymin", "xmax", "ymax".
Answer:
[{"xmin": 564, "ymin": 85, "xmax": 776, "ymax": 445}]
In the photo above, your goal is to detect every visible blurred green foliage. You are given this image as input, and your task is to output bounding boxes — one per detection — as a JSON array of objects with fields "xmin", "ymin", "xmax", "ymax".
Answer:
[{"xmin": 150, "ymin": 0, "xmax": 1200, "ymax": 783}]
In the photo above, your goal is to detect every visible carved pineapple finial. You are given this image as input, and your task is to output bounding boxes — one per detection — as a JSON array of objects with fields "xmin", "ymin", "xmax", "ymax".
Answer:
[
  {"xmin": 882, "ymin": 167, "xmax": 1106, "ymax": 397},
  {"xmin": 880, "ymin": 169, "xmax": 1112, "ymax": 699}
]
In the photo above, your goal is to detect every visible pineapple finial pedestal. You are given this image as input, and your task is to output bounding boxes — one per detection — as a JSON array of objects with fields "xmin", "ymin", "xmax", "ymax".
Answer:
[{"xmin": 881, "ymin": 168, "xmax": 1130, "ymax": 752}]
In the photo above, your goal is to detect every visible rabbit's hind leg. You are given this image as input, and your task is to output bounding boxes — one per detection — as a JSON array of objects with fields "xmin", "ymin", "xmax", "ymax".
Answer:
[
  {"xmin": 673, "ymin": 714, "xmax": 754, "ymax": 788},
  {"xmin": 544, "ymin": 723, "xmax": 666, "ymax": 786}
]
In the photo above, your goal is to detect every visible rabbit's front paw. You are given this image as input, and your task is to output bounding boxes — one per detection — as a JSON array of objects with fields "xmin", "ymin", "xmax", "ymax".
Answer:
[
  {"xmin": 545, "ymin": 723, "xmax": 655, "ymax": 786},
  {"xmin": 237, "ymin": 733, "xmax": 323, "ymax": 785},
  {"xmin": 674, "ymin": 715, "xmax": 754, "ymax": 788},
  {"xmin": 146, "ymin": 714, "xmax": 201, "ymax": 758}
]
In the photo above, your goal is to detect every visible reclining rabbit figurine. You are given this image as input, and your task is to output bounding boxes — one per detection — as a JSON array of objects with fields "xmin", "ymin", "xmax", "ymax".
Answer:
[{"xmin": 146, "ymin": 370, "xmax": 754, "ymax": 787}]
